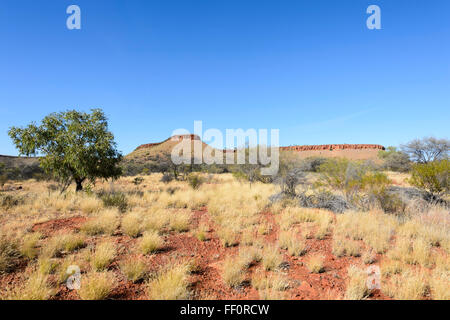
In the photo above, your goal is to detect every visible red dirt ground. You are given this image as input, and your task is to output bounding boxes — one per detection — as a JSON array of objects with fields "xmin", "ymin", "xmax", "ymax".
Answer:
[{"xmin": 2, "ymin": 208, "xmax": 393, "ymax": 300}]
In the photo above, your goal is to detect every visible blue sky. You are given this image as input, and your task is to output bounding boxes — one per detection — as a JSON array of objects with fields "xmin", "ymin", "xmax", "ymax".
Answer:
[{"xmin": 1, "ymin": 0, "xmax": 449, "ymax": 155}]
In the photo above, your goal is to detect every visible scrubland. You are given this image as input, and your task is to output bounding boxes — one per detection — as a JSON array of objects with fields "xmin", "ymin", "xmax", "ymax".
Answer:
[{"xmin": 0, "ymin": 172, "xmax": 448, "ymax": 300}]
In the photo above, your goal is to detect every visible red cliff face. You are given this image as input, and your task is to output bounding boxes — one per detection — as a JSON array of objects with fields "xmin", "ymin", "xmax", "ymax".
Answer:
[
  {"xmin": 280, "ymin": 144, "xmax": 385, "ymax": 152},
  {"xmin": 135, "ymin": 136, "xmax": 385, "ymax": 153}
]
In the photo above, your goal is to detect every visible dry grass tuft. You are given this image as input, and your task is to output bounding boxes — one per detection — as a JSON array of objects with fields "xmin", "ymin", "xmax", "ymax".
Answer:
[
  {"xmin": 0, "ymin": 236, "xmax": 21, "ymax": 274},
  {"xmin": 251, "ymin": 269, "xmax": 289, "ymax": 291},
  {"xmin": 78, "ymin": 271, "xmax": 116, "ymax": 300},
  {"xmin": 121, "ymin": 212, "xmax": 144, "ymax": 238},
  {"xmin": 1, "ymin": 271, "xmax": 55, "ymax": 300},
  {"xmin": 147, "ymin": 262, "xmax": 190, "ymax": 299},
  {"xmin": 306, "ymin": 253, "xmax": 325, "ymax": 273},
  {"xmin": 262, "ymin": 245, "xmax": 283, "ymax": 271},
  {"xmin": 169, "ymin": 210, "xmax": 191, "ymax": 232},
  {"xmin": 139, "ymin": 231, "xmax": 164, "ymax": 254},
  {"xmin": 120, "ymin": 258, "xmax": 148, "ymax": 283},
  {"xmin": 42, "ymin": 233, "xmax": 85, "ymax": 258},
  {"xmin": 81, "ymin": 209, "xmax": 119, "ymax": 236},
  {"xmin": 222, "ymin": 256, "xmax": 246, "ymax": 288},
  {"xmin": 332, "ymin": 237, "xmax": 361, "ymax": 257},
  {"xmin": 383, "ymin": 269, "xmax": 428, "ymax": 300},
  {"xmin": 20, "ymin": 232, "xmax": 42, "ymax": 260},
  {"xmin": 344, "ymin": 265, "xmax": 369, "ymax": 300},
  {"xmin": 91, "ymin": 242, "xmax": 116, "ymax": 271}
]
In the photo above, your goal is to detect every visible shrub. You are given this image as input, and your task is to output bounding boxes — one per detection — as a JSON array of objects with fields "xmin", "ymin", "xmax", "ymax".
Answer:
[
  {"xmin": 304, "ymin": 157, "xmax": 328, "ymax": 172},
  {"xmin": 0, "ymin": 236, "xmax": 21, "ymax": 274},
  {"xmin": 379, "ymin": 147, "xmax": 411, "ymax": 172},
  {"xmin": 0, "ymin": 174, "xmax": 8, "ymax": 188},
  {"xmin": 160, "ymin": 173, "xmax": 174, "ymax": 184},
  {"xmin": 0, "ymin": 194, "xmax": 23, "ymax": 211},
  {"xmin": 139, "ymin": 231, "xmax": 163, "ymax": 254},
  {"xmin": 132, "ymin": 177, "xmax": 144, "ymax": 186},
  {"xmin": 99, "ymin": 191, "xmax": 128, "ymax": 213},
  {"xmin": 318, "ymin": 159, "xmax": 369, "ymax": 202},
  {"xmin": 277, "ymin": 168, "xmax": 307, "ymax": 197},
  {"xmin": 297, "ymin": 191, "xmax": 350, "ymax": 214},
  {"xmin": 409, "ymin": 160, "xmax": 449, "ymax": 197},
  {"xmin": 78, "ymin": 272, "xmax": 115, "ymax": 300},
  {"xmin": 187, "ymin": 173, "xmax": 204, "ymax": 190}
]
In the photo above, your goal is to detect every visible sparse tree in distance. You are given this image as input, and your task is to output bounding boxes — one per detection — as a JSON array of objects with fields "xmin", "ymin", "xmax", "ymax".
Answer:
[
  {"xmin": 8, "ymin": 109, "xmax": 122, "ymax": 192},
  {"xmin": 401, "ymin": 137, "xmax": 449, "ymax": 164},
  {"xmin": 378, "ymin": 146, "xmax": 411, "ymax": 172}
]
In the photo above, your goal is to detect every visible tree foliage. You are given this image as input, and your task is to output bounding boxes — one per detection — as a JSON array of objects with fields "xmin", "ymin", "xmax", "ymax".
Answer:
[
  {"xmin": 378, "ymin": 146, "xmax": 411, "ymax": 172},
  {"xmin": 8, "ymin": 109, "xmax": 122, "ymax": 192},
  {"xmin": 401, "ymin": 137, "xmax": 449, "ymax": 164},
  {"xmin": 409, "ymin": 160, "xmax": 449, "ymax": 196}
]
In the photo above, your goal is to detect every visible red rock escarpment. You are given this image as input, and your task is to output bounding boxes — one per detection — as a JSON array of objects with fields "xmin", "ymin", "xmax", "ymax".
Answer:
[{"xmin": 135, "ymin": 136, "xmax": 385, "ymax": 153}]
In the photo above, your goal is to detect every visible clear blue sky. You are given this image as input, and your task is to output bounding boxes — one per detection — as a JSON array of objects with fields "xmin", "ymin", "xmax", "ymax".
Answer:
[{"xmin": 1, "ymin": 0, "xmax": 449, "ymax": 156}]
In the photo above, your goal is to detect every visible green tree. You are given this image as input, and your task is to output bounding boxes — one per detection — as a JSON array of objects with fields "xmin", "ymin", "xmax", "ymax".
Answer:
[
  {"xmin": 378, "ymin": 146, "xmax": 411, "ymax": 172},
  {"xmin": 409, "ymin": 160, "xmax": 449, "ymax": 196},
  {"xmin": 8, "ymin": 109, "xmax": 122, "ymax": 192},
  {"xmin": 318, "ymin": 158, "xmax": 370, "ymax": 202}
]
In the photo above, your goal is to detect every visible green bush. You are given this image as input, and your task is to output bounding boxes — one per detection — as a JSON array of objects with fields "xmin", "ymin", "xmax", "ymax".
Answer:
[
  {"xmin": 0, "ymin": 175, "xmax": 8, "ymax": 188},
  {"xmin": 379, "ymin": 147, "xmax": 411, "ymax": 172},
  {"xmin": 0, "ymin": 194, "xmax": 24, "ymax": 211},
  {"xmin": 318, "ymin": 159, "xmax": 369, "ymax": 202},
  {"xmin": 132, "ymin": 177, "xmax": 144, "ymax": 186},
  {"xmin": 0, "ymin": 235, "xmax": 21, "ymax": 274},
  {"xmin": 187, "ymin": 173, "xmax": 204, "ymax": 190},
  {"xmin": 99, "ymin": 192, "xmax": 128, "ymax": 213},
  {"xmin": 409, "ymin": 160, "xmax": 449, "ymax": 196},
  {"xmin": 160, "ymin": 173, "xmax": 174, "ymax": 184}
]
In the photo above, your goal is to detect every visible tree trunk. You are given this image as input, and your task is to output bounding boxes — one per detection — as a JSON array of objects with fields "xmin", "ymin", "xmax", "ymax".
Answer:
[{"xmin": 75, "ymin": 178, "xmax": 85, "ymax": 192}]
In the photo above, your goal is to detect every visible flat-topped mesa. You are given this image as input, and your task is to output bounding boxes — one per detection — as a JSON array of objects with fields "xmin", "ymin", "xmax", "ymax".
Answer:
[
  {"xmin": 280, "ymin": 144, "xmax": 385, "ymax": 152},
  {"xmin": 135, "ymin": 134, "xmax": 201, "ymax": 151},
  {"xmin": 134, "ymin": 135, "xmax": 385, "ymax": 154},
  {"xmin": 170, "ymin": 134, "xmax": 201, "ymax": 141}
]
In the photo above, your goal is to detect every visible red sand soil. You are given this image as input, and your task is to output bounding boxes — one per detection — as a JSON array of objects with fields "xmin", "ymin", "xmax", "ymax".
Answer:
[{"xmin": 2, "ymin": 209, "xmax": 393, "ymax": 300}]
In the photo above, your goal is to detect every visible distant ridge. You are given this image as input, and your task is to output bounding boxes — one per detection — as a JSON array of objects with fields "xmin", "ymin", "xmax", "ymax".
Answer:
[
  {"xmin": 130, "ymin": 135, "xmax": 385, "ymax": 162},
  {"xmin": 134, "ymin": 135, "xmax": 385, "ymax": 153}
]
